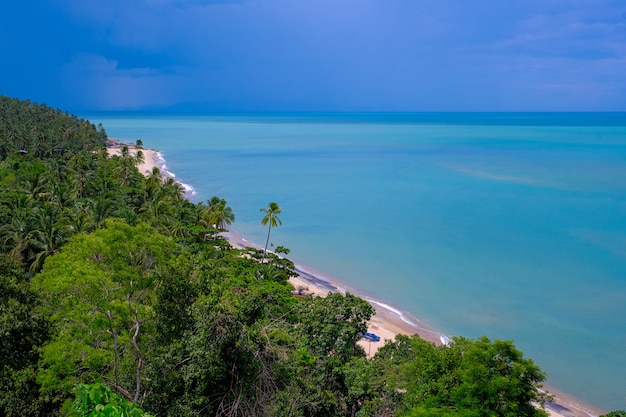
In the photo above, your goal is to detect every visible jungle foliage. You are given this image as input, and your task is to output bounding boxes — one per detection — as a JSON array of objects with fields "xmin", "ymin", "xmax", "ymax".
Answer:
[{"xmin": 0, "ymin": 96, "xmax": 585, "ymax": 416}]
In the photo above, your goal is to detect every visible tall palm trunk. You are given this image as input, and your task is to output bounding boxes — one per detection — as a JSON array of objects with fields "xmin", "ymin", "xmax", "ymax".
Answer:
[
  {"xmin": 260, "ymin": 202, "xmax": 282, "ymax": 262},
  {"xmin": 263, "ymin": 224, "xmax": 272, "ymax": 260}
]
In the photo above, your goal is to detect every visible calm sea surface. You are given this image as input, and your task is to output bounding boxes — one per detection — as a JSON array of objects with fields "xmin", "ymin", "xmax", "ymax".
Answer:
[{"xmin": 85, "ymin": 112, "xmax": 626, "ymax": 411}]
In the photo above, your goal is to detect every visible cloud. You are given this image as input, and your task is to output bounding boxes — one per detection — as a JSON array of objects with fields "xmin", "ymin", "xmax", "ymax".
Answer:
[
  {"xmin": 61, "ymin": 54, "xmax": 189, "ymax": 110},
  {"xmin": 4, "ymin": 0, "xmax": 625, "ymax": 111}
]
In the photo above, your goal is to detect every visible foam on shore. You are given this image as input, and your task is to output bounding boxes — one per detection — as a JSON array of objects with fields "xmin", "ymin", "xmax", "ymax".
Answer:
[
  {"xmin": 107, "ymin": 140, "xmax": 197, "ymax": 199},
  {"xmin": 154, "ymin": 151, "xmax": 197, "ymax": 198},
  {"xmin": 364, "ymin": 299, "xmax": 419, "ymax": 327}
]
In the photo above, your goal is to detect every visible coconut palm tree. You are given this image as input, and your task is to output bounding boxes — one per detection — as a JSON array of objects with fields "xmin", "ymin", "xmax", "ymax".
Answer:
[
  {"xmin": 144, "ymin": 166, "xmax": 163, "ymax": 200},
  {"xmin": 0, "ymin": 218, "xmax": 30, "ymax": 265},
  {"xmin": 135, "ymin": 150, "xmax": 145, "ymax": 166},
  {"xmin": 27, "ymin": 205, "xmax": 67, "ymax": 272},
  {"xmin": 260, "ymin": 201, "xmax": 282, "ymax": 260},
  {"xmin": 165, "ymin": 200, "xmax": 196, "ymax": 238},
  {"xmin": 162, "ymin": 177, "xmax": 186, "ymax": 201},
  {"xmin": 200, "ymin": 196, "xmax": 235, "ymax": 232},
  {"xmin": 113, "ymin": 156, "xmax": 138, "ymax": 187},
  {"xmin": 64, "ymin": 201, "xmax": 96, "ymax": 235}
]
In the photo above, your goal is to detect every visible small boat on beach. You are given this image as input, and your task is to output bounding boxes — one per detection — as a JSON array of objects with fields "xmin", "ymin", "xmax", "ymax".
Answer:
[{"xmin": 363, "ymin": 332, "xmax": 381, "ymax": 342}]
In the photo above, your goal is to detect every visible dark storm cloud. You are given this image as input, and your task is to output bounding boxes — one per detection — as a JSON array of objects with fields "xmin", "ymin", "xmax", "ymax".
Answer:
[{"xmin": 1, "ymin": 0, "xmax": 624, "ymax": 111}]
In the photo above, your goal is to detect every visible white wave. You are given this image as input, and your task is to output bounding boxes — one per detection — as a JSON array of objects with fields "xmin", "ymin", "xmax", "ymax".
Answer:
[
  {"xmin": 155, "ymin": 152, "xmax": 166, "ymax": 163},
  {"xmin": 366, "ymin": 299, "xmax": 418, "ymax": 326},
  {"xmin": 439, "ymin": 335, "xmax": 453, "ymax": 346},
  {"xmin": 180, "ymin": 182, "xmax": 196, "ymax": 196},
  {"xmin": 153, "ymin": 151, "xmax": 196, "ymax": 197}
]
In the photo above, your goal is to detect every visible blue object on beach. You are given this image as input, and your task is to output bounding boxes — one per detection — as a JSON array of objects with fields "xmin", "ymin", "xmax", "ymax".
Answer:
[{"xmin": 363, "ymin": 332, "xmax": 380, "ymax": 342}]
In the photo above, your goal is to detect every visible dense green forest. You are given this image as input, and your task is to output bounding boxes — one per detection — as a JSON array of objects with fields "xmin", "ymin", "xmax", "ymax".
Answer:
[{"xmin": 0, "ymin": 95, "xmax": 619, "ymax": 416}]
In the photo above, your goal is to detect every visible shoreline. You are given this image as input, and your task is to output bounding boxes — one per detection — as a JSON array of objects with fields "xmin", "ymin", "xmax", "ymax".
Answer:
[
  {"xmin": 220, "ymin": 230, "xmax": 606, "ymax": 417},
  {"xmin": 222, "ymin": 229, "xmax": 444, "ymax": 352},
  {"xmin": 105, "ymin": 140, "xmax": 609, "ymax": 417},
  {"xmin": 106, "ymin": 138, "xmax": 196, "ymax": 199}
]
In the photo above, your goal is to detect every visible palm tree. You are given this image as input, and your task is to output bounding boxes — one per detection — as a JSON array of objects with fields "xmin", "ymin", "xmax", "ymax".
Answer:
[
  {"xmin": 91, "ymin": 196, "xmax": 116, "ymax": 228},
  {"xmin": 165, "ymin": 200, "xmax": 196, "ymax": 238},
  {"xmin": 121, "ymin": 145, "xmax": 130, "ymax": 159},
  {"xmin": 200, "ymin": 196, "xmax": 235, "ymax": 232},
  {"xmin": 0, "ymin": 218, "xmax": 30, "ymax": 265},
  {"xmin": 64, "ymin": 201, "xmax": 96, "ymax": 235},
  {"xmin": 162, "ymin": 178, "xmax": 185, "ymax": 201},
  {"xmin": 113, "ymin": 156, "xmax": 137, "ymax": 187},
  {"xmin": 19, "ymin": 170, "xmax": 47, "ymax": 201},
  {"xmin": 135, "ymin": 150, "xmax": 145, "ymax": 166},
  {"xmin": 144, "ymin": 167, "xmax": 163, "ymax": 200},
  {"xmin": 260, "ymin": 202, "xmax": 282, "ymax": 260},
  {"xmin": 27, "ymin": 205, "xmax": 67, "ymax": 272}
]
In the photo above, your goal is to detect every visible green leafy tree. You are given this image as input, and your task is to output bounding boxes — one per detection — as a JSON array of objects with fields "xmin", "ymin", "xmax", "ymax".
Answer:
[
  {"xmin": 147, "ymin": 263, "xmax": 295, "ymax": 416},
  {"xmin": 260, "ymin": 201, "xmax": 282, "ymax": 259},
  {"xmin": 72, "ymin": 383, "xmax": 153, "ymax": 417},
  {"xmin": 33, "ymin": 219, "xmax": 177, "ymax": 410},
  {"xmin": 367, "ymin": 335, "xmax": 548, "ymax": 417},
  {"xmin": 298, "ymin": 292, "xmax": 373, "ymax": 361},
  {"xmin": 447, "ymin": 336, "xmax": 547, "ymax": 417},
  {"xmin": 272, "ymin": 292, "xmax": 374, "ymax": 416}
]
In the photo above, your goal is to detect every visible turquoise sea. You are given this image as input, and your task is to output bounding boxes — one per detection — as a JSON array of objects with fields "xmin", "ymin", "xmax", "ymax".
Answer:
[{"xmin": 85, "ymin": 112, "xmax": 626, "ymax": 412}]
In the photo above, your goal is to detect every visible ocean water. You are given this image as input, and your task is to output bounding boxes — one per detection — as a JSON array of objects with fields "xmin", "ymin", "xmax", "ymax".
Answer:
[{"xmin": 85, "ymin": 112, "xmax": 626, "ymax": 412}]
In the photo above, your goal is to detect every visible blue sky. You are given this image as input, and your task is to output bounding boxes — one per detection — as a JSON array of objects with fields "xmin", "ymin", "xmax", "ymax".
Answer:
[{"xmin": 1, "ymin": 0, "xmax": 625, "ymax": 112}]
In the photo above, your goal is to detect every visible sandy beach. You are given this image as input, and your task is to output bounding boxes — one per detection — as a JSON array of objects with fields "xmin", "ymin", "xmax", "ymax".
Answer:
[
  {"xmin": 106, "ymin": 138, "xmax": 160, "ymax": 176},
  {"xmin": 105, "ymin": 141, "xmax": 609, "ymax": 417}
]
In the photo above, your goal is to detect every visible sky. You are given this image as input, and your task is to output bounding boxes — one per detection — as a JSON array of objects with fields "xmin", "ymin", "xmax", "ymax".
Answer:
[{"xmin": 1, "ymin": 0, "xmax": 625, "ymax": 112}]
